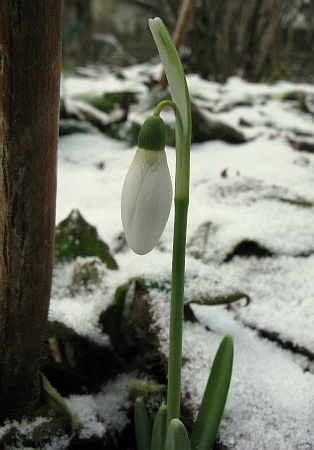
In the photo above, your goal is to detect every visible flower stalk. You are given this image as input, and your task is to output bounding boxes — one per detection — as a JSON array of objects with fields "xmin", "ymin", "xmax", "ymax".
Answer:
[
  {"xmin": 149, "ymin": 16, "xmax": 192, "ymax": 427},
  {"xmin": 123, "ymin": 17, "xmax": 234, "ymax": 450}
]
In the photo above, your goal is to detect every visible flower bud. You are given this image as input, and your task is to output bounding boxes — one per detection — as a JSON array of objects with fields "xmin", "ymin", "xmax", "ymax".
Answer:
[
  {"xmin": 138, "ymin": 115, "xmax": 166, "ymax": 151},
  {"xmin": 121, "ymin": 115, "xmax": 172, "ymax": 255}
]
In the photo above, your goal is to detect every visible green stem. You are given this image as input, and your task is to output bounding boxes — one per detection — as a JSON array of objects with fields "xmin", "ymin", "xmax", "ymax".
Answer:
[
  {"xmin": 167, "ymin": 195, "xmax": 189, "ymax": 425},
  {"xmin": 153, "ymin": 98, "xmax": 191, "ymax": 428},
  {"xmin": 166, "ymin": 92, "xmax": 191, "ymax": 425},
  {"xmin": 154, "ymin": 100, "xmax": 176, "ymax": 117}
]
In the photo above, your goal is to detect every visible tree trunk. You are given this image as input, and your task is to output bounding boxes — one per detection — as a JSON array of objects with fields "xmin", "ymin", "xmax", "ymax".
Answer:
[{"xmin": 0, "ymin": 1, "xmax": 61, "ymax": 422}]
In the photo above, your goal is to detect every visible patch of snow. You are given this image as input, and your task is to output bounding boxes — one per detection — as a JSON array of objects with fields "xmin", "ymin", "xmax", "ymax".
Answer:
[
  {"xmin": 0, "ymin": 417, "xmax": 48, "ymax": 439},
  {"xmin": 219, "ymin": 255, "xmax": 314, "ymax": 351},
  {"xmin": 66, "ymin": 395, "xmax": 107, "ymax": 439},
  {"xmin": 191, "ymin": 304, "xmax": 314, "ymax": 450},
  {"xmin": 0, "ymin": 417, "xmax": 70, "ymax": 450},
  {"xmin": 66, "ymin": 373, "xmax": 144, "ymax": 439}
]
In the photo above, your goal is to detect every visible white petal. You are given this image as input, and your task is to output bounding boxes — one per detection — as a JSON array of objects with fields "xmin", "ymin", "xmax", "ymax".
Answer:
[
  {"xmin": 121, "ymin": 147, "xmax": 151, "ymax": 237},
  {"xmin": 121, "ymin": 148, "xmax": 172, "ymax": 255}
]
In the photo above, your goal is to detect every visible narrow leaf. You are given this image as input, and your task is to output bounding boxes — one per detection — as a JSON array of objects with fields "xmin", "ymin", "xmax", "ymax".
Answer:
[
  {"xmin": 190, "ymin": 335, "xmax": 234, "ymax": 450},
  {"xmin": 134, "ymin": 397, "xmax": 152, "ymax": 450},
  {"xmin": 149, "ymin": 18, "xmax": 190, "ymax": 138},
  {"xmin": 151, "ymin": 404, "xmax": 167, "ymax": 450},
  {"xmin": 40, "ymin": 373, "xmax": 79, "ymax": 433},
  {"xmin": 165, "ymin": 419, "xmax": 191, "ymax": 450},
  {"xmin": 149, "ymin": 17, "xmax": 191, "ymax": 198}
]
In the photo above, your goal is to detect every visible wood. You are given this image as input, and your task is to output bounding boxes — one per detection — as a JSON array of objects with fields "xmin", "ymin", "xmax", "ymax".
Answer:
[{"xmin": 0, "ymin": 1, "xmax": 62, "ymax": 421}]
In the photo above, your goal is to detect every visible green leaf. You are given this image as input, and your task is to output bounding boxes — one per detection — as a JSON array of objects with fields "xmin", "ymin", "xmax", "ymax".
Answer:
[
  {"xmin": 149, "ymin": 17, "xmax": 191, "ymax": 199},
  {"xmin": 75, "ymin": 91, "xmax": 138, "ymax": 114},
  {"xmin": 54, "ymin": 209, "xmax": 118, "ymax": 269},
  {"xmin": 129, "ymin": 383, "xmax": 167, "ymax": 402},
  {"xmin": 134, "ymin": 397, "xmax": 152, "ymax": 450},
  {"xmin": 151, "ymin": 405, "xmax": 167, "ymax": 450},
  {"xmin": 165, "ymin": 419, "xmax": 191, "ymax": 450},
  {"xmin": 190, "ymin": 335, "xmax": 234, "ymax": 450},
  {"xmin": 277, "ymin": 196, "xmax": 312, "ymax": 208},
  {"xmin": 40, "ymin": 373, "xmax": 79, "ymax": 433},
  {"xmin": 99, "ymin": 280, "xmax": 135, "ymax": 352},
  {"xmin": 149, "ymin": 18, "xmax": 190, "ymax": 141}
]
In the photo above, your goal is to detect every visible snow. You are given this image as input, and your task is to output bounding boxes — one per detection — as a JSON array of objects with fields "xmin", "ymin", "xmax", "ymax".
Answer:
[
  {"xmin": 50, "ymin": 258, "xmax": 112, "ymax": 345},
  {"xmin": 3, "ymin": 64, "xmax": 314, "ymax": 448},
  {"xmin": 65, "ymin": 373, "xmax": 150, "ymax": 440},
  {"xmin": 53, "ymin": 66, "xmax": 314, "ymax": 448},
  {"xmin": 191, "ymin": 303, "xmax": 314, "ymax": 450},
  {"xmin": 138, "ymin": 253, "xmax": 314, "ymax": 449}
]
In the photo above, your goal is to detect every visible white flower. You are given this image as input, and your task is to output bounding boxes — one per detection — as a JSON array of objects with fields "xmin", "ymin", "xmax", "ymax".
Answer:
[{"xmin": 121, "ymin": 146, "xmax": 172, "ymax": 255}]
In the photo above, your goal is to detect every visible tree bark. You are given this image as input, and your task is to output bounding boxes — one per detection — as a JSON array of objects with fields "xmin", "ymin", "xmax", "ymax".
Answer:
[{"xmin": 0, "ymin": 1, "xmax": 61, "ymax": 422}]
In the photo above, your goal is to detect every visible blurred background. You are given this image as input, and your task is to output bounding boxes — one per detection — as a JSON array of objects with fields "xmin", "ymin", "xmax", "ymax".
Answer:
[{"xmin": 62, "ymin": 0, "xmax": 314, "ymax": 83}]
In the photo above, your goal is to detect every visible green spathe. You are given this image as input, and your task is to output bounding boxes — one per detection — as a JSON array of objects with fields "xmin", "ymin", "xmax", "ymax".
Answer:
[{"xmin": 138, "ymin": 115, "xmax": 166, "ymax": 151}]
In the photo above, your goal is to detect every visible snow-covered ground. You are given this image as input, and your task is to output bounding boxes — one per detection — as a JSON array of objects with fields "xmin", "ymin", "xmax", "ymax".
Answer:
[{"xmin": 18, "ymin": 65, "xmax": 314, "ymax": 449}]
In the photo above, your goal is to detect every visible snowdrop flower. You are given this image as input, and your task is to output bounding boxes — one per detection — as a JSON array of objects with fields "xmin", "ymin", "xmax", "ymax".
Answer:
[{"xmin": 121, "ymin": 114, "xmax": 172, "ymax": 255}]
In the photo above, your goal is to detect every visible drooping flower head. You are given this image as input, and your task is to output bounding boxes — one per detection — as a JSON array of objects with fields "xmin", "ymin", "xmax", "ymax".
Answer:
[{"xmin": 121, "ymin": 114, "xmax": 172, "ymax": 255}]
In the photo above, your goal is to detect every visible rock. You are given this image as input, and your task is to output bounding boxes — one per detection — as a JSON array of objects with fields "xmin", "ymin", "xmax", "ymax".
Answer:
[
  {"xmin": 76, "ymin": 92, "xmax": 137, "ymax": 114},
  {"xmin": 59, "ymin": 118, "xmax": 92, "ymax": 136},
  {"xmin": 191, "ymin": 103, "xmax": 246, "ymax": 144},
  {"xmin": 224, "ymin": 239, "xmax": 273, "ymax": 262},
  {"xmin": 288, "ymin": 136, "xmax": 314, "ymax": 153}
]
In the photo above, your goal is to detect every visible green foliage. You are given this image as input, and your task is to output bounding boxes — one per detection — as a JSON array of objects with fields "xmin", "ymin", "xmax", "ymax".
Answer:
[
  {"xmin": 134, "ymin": 397, "xmax": 152, "ymax": 450},
  {"xmin": 40, "ymin": 373, "xmax": 79, "ymax": 433},
  {"xmin": 165, "ymin": 419, "xmax": 191, "ymax": 450},
  {"xmin": 274, "ymin": 91, "xmax": 311, "ymax": 114},
  {"xmin": 151, "ymin": 405, "xmax": 167, "ymax": 450},
  {"xmin": 190, "ymin": 335, "xmax": 234, "ymax": 450},
  {"xmin": 99, "ymin": 280, "xmax": 135, "ymax": 351},
  {"xmin": 278, "ymin": 197, "xmax": 313, "ymax": 208},
  {"xmin": 75, "ymin": 91, "xmax": 137, "ymax": 114},
  {"xmin": 134, "ymin": 336, "xmax": 233, "ymax": 450},
  {"xmin": 129, "ymin": 383, "xmax": 166, "ymax": 402},
  {"xmin": 54, "ymin": 209, "xmax": 118, "ymax": 269},
  {"xmin": 190, "ymin": 292, "xmax": 250, "ymax": 307}
]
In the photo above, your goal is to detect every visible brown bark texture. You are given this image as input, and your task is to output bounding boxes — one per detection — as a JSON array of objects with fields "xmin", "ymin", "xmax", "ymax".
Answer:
[{"xmin": 0, "ymin": 1, "xmax": 61, "ymax": 421}]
